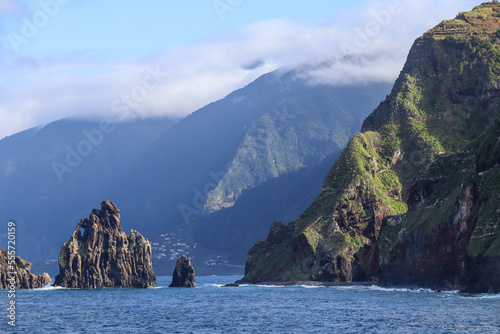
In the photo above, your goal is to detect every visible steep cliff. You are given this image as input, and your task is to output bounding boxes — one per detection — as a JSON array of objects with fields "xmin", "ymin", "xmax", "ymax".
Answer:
[
  {"xmin": 377, "ymin": 119, "xmax": 500, "ymax": 292},
  {"xmin": 0, "ymin": 248, "xmax": 51, "ymax": 289},
  {"xmin": 241, "ymin": 3, "xmax": 500, "ymax": 292},
  {"xmin": 54, "ymin": 201, "xmax": 157, "ymax": 289}
]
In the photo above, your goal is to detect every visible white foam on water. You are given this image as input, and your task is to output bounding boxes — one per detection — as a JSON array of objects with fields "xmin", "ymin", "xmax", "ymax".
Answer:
[
  {"xmin": 441, "ymin": 290, "xmax": 460, "ymax": 294},
  {"xmin": 340, "ymin": 285, "xmax": 451, "ymax": 294},
  {"xmin": 330, "ymin": 285, "xmax": 361, "ymax": 291},
  {"xmin": 247, "ymin": 284, "xmax": 286, "ymax": 288},
  {"xmin": 35, "ymin": 284, "xmax": 67, "ymax": 291},
  {"xmin": 476, "ymin": 294, "xmax": 500, "ymax": 299}
]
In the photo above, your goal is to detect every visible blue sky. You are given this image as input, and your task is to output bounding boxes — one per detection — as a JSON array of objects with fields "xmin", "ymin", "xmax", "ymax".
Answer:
[
  {"xmin": 0, "ymin": 0, "xmax": 480, "ymax": 138},
  {"xmin": 1, "ymin": 0, "xmax": 371, "ymax": 58}
]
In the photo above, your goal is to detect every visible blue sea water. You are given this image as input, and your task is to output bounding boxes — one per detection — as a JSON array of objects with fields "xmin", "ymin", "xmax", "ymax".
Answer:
[{"xmin": 1, "ymin": 276, "xmax": 499, "ymax": 333}]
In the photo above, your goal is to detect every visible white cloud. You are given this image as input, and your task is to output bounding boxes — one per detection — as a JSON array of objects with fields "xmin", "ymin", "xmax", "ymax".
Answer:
[
  {"xmin": 0, "ymin": 106, "xmax": 30, "ymax": 139},
  {"xmin": 0, "ymin": 0, "xmax": 479, "ymax": 138},
  {"xmin": 300, "ymin": 0, "xmax": 480, "ymax": 85}
]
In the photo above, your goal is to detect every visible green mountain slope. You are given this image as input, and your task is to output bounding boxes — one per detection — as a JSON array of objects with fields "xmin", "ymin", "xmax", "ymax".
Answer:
[
  {"xmin": 119, "ymin": 69, "xmax": 390, "ymax": 273},
  {"xmin": 188, "ymin": 150, "xmax": 343, "ymax": 265},
  {"xmin": 0, "ymin": 68, "xmax": 390, "ymax": 266},
  {"xmin": 377, "ymin": 116, "xmax": 500, "ymax": 292},
  {"xmin": 241, "ymin": 2, "xmax": 500, "ymax": 292},
  {"xmin": 204, "ymin": 84, "xmax": 369, "ymax": 213},
  {"xmin": 116, "ymin": 71, "xmax": 390, "ymax": 231}
]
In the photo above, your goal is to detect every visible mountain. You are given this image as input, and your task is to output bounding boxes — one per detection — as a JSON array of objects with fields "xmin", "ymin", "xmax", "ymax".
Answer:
[
  {"xmin": 109, "ymin": 69, "xmax": 391, "ymax": 267},
  {"xmin": 241, "ymin": 3, "xmax": 500, "ymax": 293},
  {"xmin": 0, "ymin": 68, "xmax": 391, "ymax": 267},
  {"xmin": 113, "ymin": 70, "xmax": 391, "ymax": 231},
  {"xmin": 187, "ymin": 151, "xmax": 343, "ymax": 264}
]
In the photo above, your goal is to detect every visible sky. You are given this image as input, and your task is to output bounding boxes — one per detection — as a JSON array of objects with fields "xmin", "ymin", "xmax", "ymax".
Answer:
[{"xmin": 0, "ymin": 0, "xmax": 481, "ymax": 138}]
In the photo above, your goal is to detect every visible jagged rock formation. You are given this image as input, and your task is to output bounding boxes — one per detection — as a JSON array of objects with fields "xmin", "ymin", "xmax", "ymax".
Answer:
[
  {"xmin": 241, "ymin": 3, "xmax": 500, "ymax": 292},
  {"xmin": 0, "ymin": 248, "xmax": 51, "ymax": 289},
  {"xmin": 169, "ymin": 254, "xmax": 196, "ymax": 288},
  {"xmin": 54, "ymin": 201, "xmax": 157, "ymax": 289}
]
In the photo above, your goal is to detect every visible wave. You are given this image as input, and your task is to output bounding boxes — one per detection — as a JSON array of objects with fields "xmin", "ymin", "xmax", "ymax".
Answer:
[
  {"xmin": 203, "ymin": 284, "xmax": 224, "ymax": 288},
  {"xmin": 364, "ymin": 285, "xmax": 433, "ymax": 293},
  {"xmin": 35, "ymin": 284, "xmax": 67, "ymax": 291},
  {"xmin": 367, "ymin": 286, "xmax": 458, "ymax": 293},
  {"xmin": 476, "ymin": 294, "xmax": 500, "ymax": 299},
  {"xmin": 441, "ymin": 290, "xmax": 460, "ymax": 294},
  {"xmin": 330, "ymin": 285, "xmax": 459, "ymax": 293},
  {"xmin": 238, "ymin": 284, "xmax": 286, "ymax": 288},
  {"xmin": 35, "ymin": 282, "xmax": 165, "ymax": 290},
  {"xmin": 241, "ymin": 284, "xmax": 330, "ymax": 289}
]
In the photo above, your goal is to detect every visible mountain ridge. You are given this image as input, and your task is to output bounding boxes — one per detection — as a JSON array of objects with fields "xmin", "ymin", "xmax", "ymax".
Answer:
[
  {"xmin": 241, "ymin": 2, "xmax": 500, "ymax": 292},
  {"xmin": 0, "ymin": 68, "xmax": 391, "ymax": 266}
]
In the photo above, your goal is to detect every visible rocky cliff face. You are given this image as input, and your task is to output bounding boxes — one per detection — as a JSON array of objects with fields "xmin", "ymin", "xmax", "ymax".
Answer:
[
  {"xmin": 241, "ymin": 3, "xmax": 500, "ymax": 292},
  {"xmin": 54, "ymin": 201, "xmax": 157, "ymax": 289},
  {"xmin": 377, "ymin": 120, "xmax": 500, "ymax": 292},
  {"xmin": 169, "ymin": 254, "xmax": 196, "ymax": 288},
  {"xmin": 0, "ymin": 248, "xmax": 51, "ymax": 289}
]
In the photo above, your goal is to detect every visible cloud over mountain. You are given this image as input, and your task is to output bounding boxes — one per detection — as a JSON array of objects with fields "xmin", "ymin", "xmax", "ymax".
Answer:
[{"xmin": 0, "ymin": 0, "xmax": 478, "ymax": 138}]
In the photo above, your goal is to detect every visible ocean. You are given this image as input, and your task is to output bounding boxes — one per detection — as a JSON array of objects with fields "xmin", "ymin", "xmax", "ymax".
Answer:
[{"xmin": 2, "ymin": 276, "xmax": 499, "ymax": 333}]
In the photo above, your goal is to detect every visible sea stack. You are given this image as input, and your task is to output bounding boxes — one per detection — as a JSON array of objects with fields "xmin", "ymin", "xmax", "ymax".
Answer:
[
  {"xmin": 54, "ymin": 200, "xmax": 157, "ymax": 289},
  {"xmin": 169, "ymin": 254, "xmax": 195, "ymax": 288},
  {"xmin": 0, "ymin": 249, "xmax": 51, "ymax": 289}
]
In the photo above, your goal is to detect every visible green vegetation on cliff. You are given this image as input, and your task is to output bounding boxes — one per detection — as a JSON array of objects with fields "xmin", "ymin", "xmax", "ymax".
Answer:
[{"xmin": 241, "ymin": 3, "xmax": 500, "ymax": 291}]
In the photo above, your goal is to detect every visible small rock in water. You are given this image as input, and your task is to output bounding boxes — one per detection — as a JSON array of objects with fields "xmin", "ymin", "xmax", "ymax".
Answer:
[
  {"xmin": 222, "ymin": 283, "xmax": 239, "ymax": 287},
  {"xmin": 169, "ymin": 254, "xmax": 195, "ymax": 288}
]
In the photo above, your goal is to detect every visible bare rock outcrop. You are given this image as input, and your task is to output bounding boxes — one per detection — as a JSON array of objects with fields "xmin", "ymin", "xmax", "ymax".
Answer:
[
  {"xmin": 169, "ymin": 254, "xmax": 195, "ymax": 288},
  {"xmin": 0, "ymin": 248, "xmax": 51, "ymax": 289},
  {"xmin": 54, "ymin": 200, "xmax": 156, "ymax": 289}
]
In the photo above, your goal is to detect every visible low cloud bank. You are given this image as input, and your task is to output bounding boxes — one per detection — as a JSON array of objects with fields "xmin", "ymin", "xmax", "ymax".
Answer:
[{"xmin": 0, "ymin": 0, "xmax": 478, "ymax": 138}]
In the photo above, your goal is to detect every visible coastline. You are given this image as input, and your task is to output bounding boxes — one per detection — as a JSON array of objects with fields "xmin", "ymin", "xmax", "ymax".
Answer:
[
  {"xmin": 236, "ymin": 280, "xmax": 379, "ymax": 287},
  {"xmin": 234, "ymin": 280, "xmax": 467, "ymax": 292}
]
